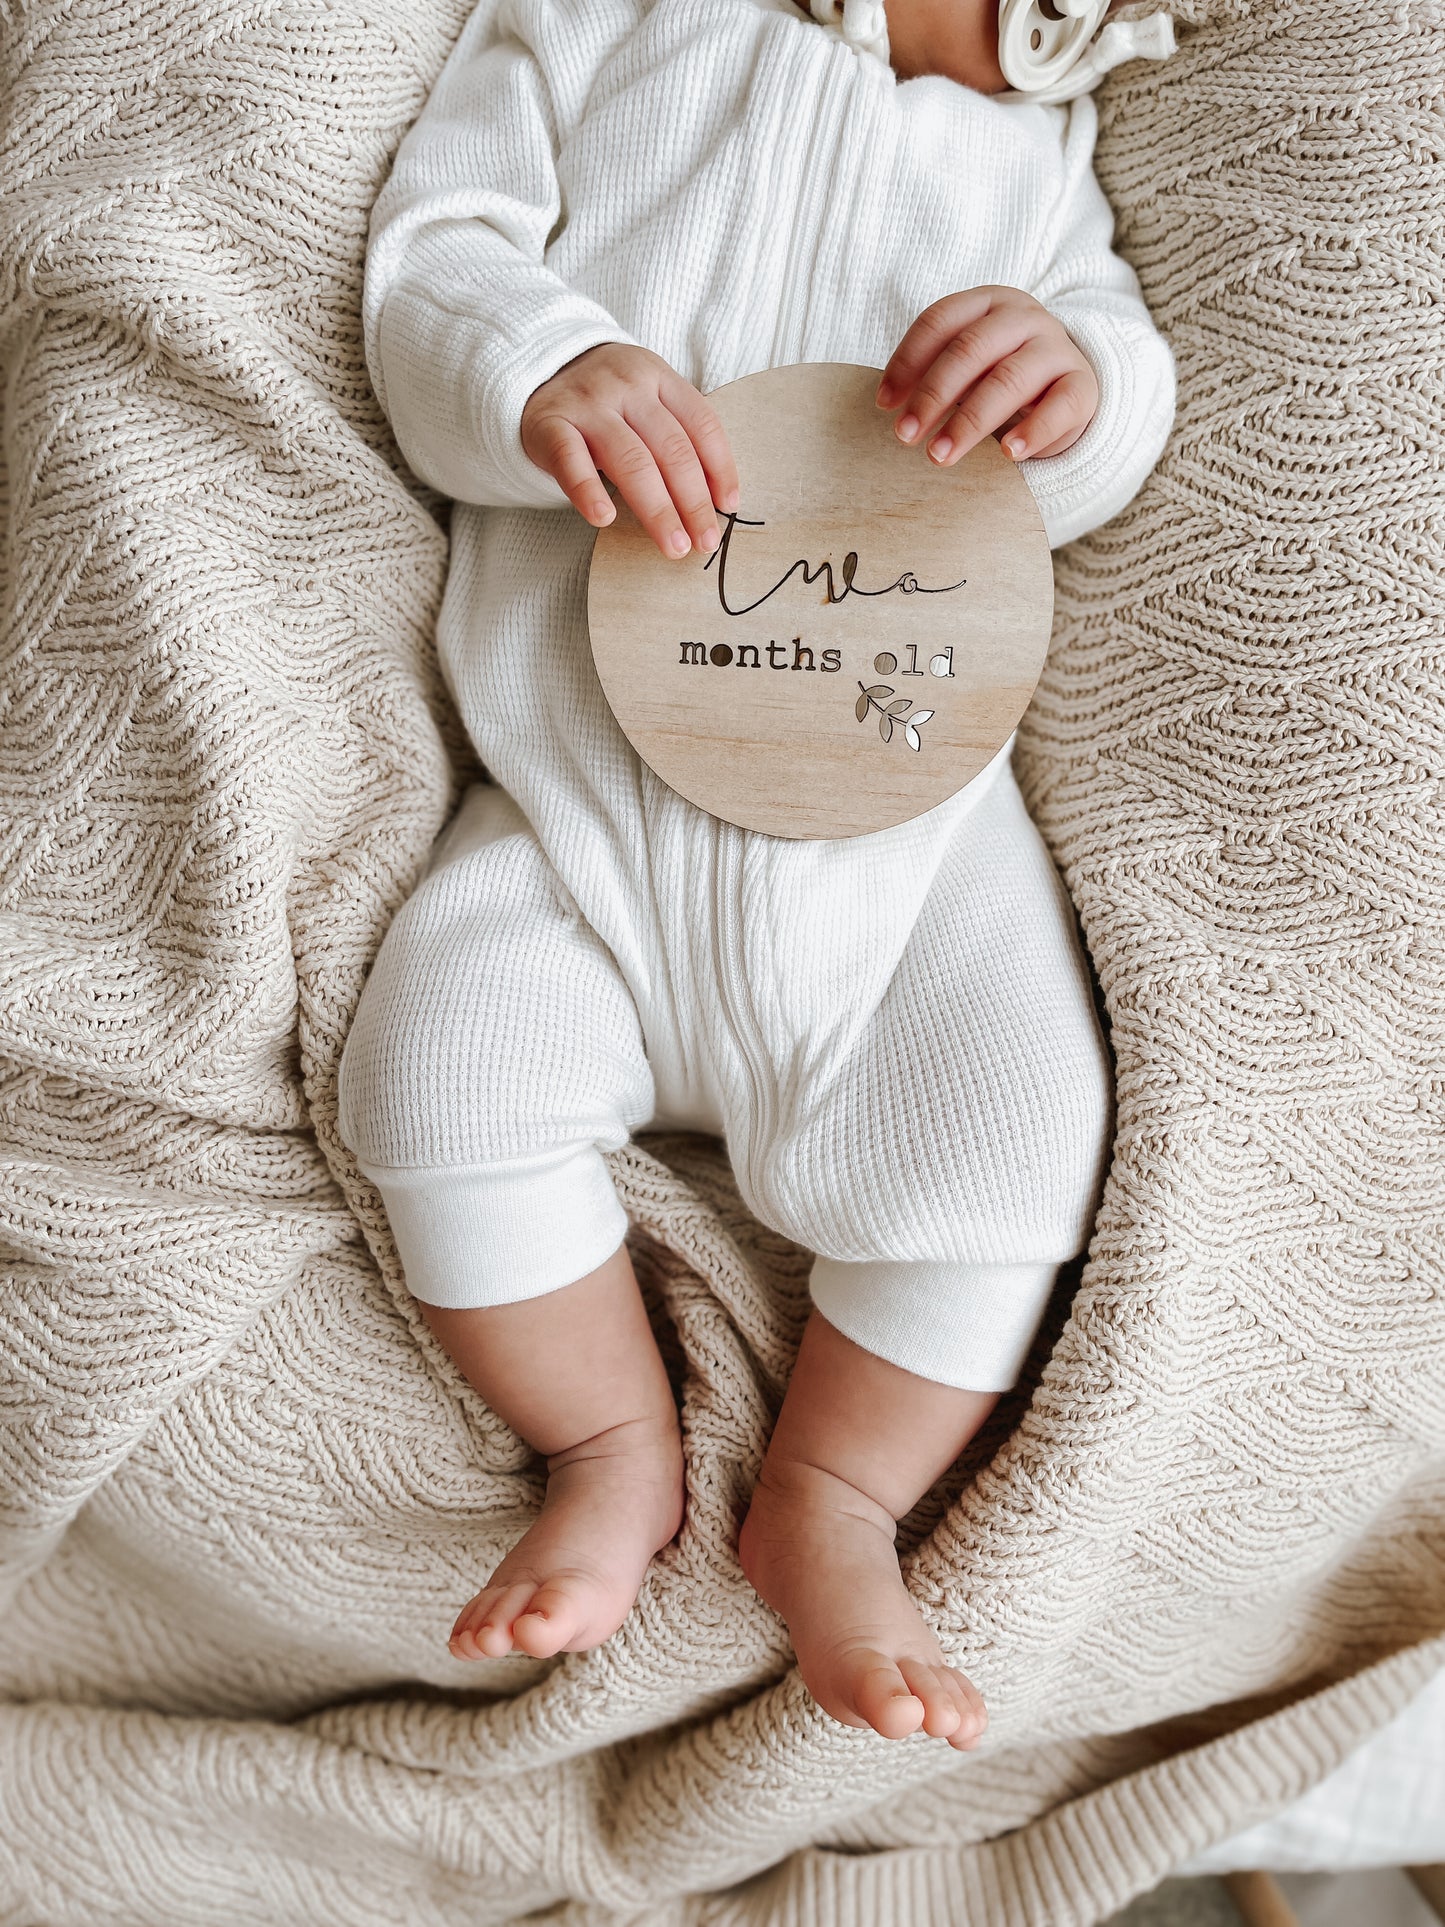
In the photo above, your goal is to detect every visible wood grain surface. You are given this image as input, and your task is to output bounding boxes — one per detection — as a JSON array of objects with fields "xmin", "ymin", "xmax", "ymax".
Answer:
[{"xmin": 587, "ymin": 361, "xmax": 1054, "ymax": 839}]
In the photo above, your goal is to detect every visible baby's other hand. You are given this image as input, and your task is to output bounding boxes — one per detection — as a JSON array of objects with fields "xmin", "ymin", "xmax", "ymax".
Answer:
[
  {"xmin": 876, "ymin": 286, "xmax": 1099, "ymax": 466},
  {"xmin": 521, "ymin": 342, "xmax": 740, "ymax": 559}
]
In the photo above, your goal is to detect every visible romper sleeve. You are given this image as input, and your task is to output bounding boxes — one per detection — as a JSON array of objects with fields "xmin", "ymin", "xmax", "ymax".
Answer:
[
  {"xmin": 1019, "ymin": 92, "xmax": 1177, "ymax": 551},
  {"xmin": 363, "ymin": 0, "xmax": 644, "ymax": 509}
]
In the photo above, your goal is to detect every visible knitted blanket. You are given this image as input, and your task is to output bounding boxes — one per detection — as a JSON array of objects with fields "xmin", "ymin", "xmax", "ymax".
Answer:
[{"xmin": 1, "ymin": 0, "xmax": 1442, "ymax": 1919}]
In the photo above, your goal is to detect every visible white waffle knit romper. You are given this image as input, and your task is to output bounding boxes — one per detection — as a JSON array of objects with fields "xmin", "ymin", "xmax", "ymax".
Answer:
[{"xmin": 337, "ymin": 0, "xmax": 1178, "ymax": 1391}]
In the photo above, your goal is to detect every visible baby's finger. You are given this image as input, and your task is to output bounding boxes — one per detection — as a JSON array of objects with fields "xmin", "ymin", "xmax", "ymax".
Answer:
[
  {"xmin": 527, "ymin": 414, "xmax": 618, "ymax": 527},
  {"xmin": 889, "ymin": 313, "xmax": 1041, "ymax": 451},
  {"xmin": 661, "ymin": 377, "xmax": 742, "ymax": 514},
  {"xmin": 876, "ymin": 288, "xmax": 999, "ymax": 408},
  {"xmin": 926, "ymin": 343, "xmax": 1069, "ymax": 465},
  {"xmin": 1010, "ymin": 426, "xmax": 1080, "ymax": 460},
  {"xmin": 999, "ymin": 372, "xmax": 1095, "ymax": 461},
  {"xmin": 589, "ymin": 415, "xmax": 694, "ymax": 558},
  {"xmin": 623, "ymin": 395, "xmax": 722, "ymax": 554}
]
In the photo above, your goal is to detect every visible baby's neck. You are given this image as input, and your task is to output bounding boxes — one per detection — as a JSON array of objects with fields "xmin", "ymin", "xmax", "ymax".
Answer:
[{"xmin": 782, "ymin": 0, "xmax": 1011, "ymax": 94}]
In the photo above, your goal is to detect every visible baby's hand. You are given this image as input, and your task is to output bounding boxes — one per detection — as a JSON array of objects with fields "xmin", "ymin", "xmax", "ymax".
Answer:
[
  {"xmin": 521, "ymin": 342, "xmax": 740, "ymax": 559},
  {"xmin": 876, "ymin": 287, "xmax": 1099, "ymax": 467}
]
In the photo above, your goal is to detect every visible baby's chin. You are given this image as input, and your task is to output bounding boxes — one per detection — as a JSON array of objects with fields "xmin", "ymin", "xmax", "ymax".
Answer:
[{"xmin": 880, "ymin": 0, "xmax": 1009, "ymax": 89}]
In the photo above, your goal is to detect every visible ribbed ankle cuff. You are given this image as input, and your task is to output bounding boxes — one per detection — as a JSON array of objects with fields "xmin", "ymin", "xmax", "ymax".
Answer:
[
  {"xmin": 359, "ymin": 1143, "xmax": 630, "ymax": 1308},
  {"xmin": 809, "ymin": 1255, "xmax": 1060, "ymax": 1391}
]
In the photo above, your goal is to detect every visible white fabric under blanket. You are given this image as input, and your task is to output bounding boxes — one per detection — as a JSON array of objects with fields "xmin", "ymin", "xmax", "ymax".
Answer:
[
  {"xmin": 1181, "ymin": 1666, "xmax": 1445, "ymax": 1875},
  {"xmin": 0, "ymin": 0, "xmax": 1442, "ymax": 1920}
]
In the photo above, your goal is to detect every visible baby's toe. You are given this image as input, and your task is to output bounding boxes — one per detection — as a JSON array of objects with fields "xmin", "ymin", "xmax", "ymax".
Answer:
[
  {"xmin": 896, "ymin": 1659, "xmax": 965, "ymax": 1740},
  {"xmin": 510, "ymin": 1576, "xmax": 593, "ymax": 1658},
  {"xmin": 452, "ymin": 1581, "xmax": 536, "ymax": 1658},
  {"xmin": 851, "ymin": 1654, "xmax": 927, "ymax": 1739},
  {"xmin": 448, "ymin": 1595, "xmax": 489, "ymax": 1658},
  {"xmin": 942, "ymin": 1668, "xmax": 988, "ymax": 1751}
]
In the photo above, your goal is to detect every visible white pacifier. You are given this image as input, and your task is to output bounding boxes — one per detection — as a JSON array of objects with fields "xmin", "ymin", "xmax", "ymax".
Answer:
[{"xmin": 995, "ymin": 0, "xmax": 1176, "ymax": 104}]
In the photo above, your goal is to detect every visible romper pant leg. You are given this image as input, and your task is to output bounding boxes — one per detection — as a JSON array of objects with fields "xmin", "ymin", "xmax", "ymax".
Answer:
[
  {"xmin": 742, "ymin": 763, "xmax": 1113, "ymax": 1391},
  {"xmin": 337, "ymin": 782, "xmax": 657, "ymax": 1307}
]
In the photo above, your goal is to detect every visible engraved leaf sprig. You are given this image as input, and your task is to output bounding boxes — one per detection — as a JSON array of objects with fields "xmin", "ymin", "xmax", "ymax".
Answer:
[{"xmin": 854, "ymin": 682, "xmax": 935, "ymax": 751}]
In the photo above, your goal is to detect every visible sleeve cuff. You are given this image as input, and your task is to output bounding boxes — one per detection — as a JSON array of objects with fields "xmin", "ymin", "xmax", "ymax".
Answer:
[
  {"xmin": 475, "ymin": 315, "xmax": 645, "ymax": 511},
  {"xmin": 373, "ymin": 253, "xmax": 644, "ymax": 511},
  {"xmin": 1019, "ymin": 305, "xmax": 1177, "ymax": 550}
]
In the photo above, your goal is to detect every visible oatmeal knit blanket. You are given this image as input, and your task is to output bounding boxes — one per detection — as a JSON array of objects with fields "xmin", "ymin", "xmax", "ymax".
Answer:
[{"xmin": 1, "ymin": 0, "xmax": 1442, "ymax": 1920}]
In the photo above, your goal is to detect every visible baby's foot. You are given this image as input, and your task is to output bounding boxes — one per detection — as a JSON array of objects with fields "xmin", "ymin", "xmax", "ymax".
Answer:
[
  {"xmin": 450, "ymin": 1413, "xmax": 685, "ymax": 1660},
  {"xmin": 738, "ymin": 1460, "xmax": 987, "ymax": 1748}
]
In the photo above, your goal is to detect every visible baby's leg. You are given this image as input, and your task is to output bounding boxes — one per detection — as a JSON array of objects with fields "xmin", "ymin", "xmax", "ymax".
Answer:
[
  {"xmin": 738, "ymin": 1312, "xmax": 992, "ymax": 1747},
  {"xmin": 432, "ymin": 1243, "xmax": 684, "ymax": 1660},
  {"xmin": 338, "ymin": 782, "xmax": 683, "ymax": 1658},
  {"xmin": 734, "ymin": 762, "xmax": 1111, "ymax": 1735}
]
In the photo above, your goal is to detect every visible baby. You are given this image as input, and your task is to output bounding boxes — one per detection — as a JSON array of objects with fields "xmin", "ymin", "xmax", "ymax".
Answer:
[{"xmin": 340, "ymin": 0, "xmax": 1177, "ymax": 1748}]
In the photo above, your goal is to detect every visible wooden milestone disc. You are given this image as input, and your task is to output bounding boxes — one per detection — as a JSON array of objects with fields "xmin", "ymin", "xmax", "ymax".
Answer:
[{"xmin": 586, "ymin": 361, "xmax": 1053, "ymax": 840}]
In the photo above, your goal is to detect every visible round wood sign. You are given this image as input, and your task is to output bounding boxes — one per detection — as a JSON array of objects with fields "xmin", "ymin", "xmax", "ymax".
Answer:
[{"xmin": 587, "ymin": 362, "xmax": 1054, "ymax": 839}]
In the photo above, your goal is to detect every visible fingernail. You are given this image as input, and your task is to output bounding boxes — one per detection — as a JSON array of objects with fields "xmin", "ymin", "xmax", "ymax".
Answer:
[
  {"xmin": 1003, "ymin": 436, "xmax": 1025, "ymax": 459},
  {"xmin": 670, "ymin": 529, "xmax": 690, "ymax": 555},
  {"xmin": 876, "ymin": 380, "xmax": 895, "ymax": 406},
  {"xmin": 721, "ymin": 487, "xmax": 740, "ymax": 512},
  {"xmin": 897, "ymin": 415, "xmax": 919, "ymax": 443},
  {"xmin": 930, "ymin": 436, "xmax": 953, "ymax": 462},
  {"xmin": 699, "ymin": 525, "xmax": 719, "ymax": 553}
]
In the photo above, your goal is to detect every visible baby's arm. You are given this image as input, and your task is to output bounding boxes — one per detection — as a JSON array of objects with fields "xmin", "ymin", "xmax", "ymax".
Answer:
[
  {"xmin": 363, "ymin": 0, "xmax": 644, "ymax": 511},
  {"xmin": 1016, "ymin": 94, "xmax": 1177, "ymax": 547},
  {"xmin": 877, "ymin": 94, "xmax": 1175, "ymax": 550},
  {"xmin": 365, "ymin": 0, "xmax": 738, "ymax": 553}
]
